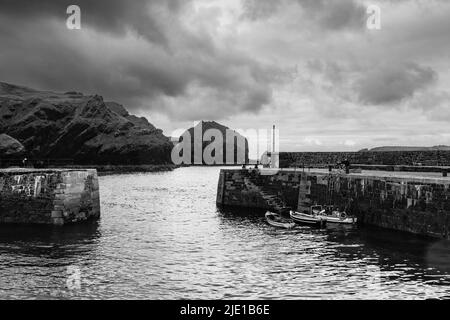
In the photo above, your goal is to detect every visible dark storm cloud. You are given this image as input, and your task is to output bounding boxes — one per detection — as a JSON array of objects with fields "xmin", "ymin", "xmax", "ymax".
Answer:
[
  {"xmin": 0, "ymin": 0, "xmax": 186, "ymax": 45},
  {"xmin": 0, "ymin": 0, "xmax": 277, "ymax": 119},
  {"xmin": 241, "ymin": 0, "xmax": 280, "ymax": 20},
  {"xmin": 306, "ymin": 59, "xmax": 344, "ymax": 84},
  {"xmin": 2, "ymin": 0, "xmax": 450, "ymax": 134},
  {"xmin": 242, "ymin": 0, "xmax": 366, "ymax": 30},
  {"xmin": 295, "ymin": 0, "xmax": 366, "ymax": 30},
  {"xmin": 356, "ymin": 63, "xmax": 437, "ymax": 105}
]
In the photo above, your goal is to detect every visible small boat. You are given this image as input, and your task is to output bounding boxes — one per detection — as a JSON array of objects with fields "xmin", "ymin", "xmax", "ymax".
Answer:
[
  {"xmin": 316, "ymin": 205, "xmax": 357, "ymax": 225},
  {"xmin": 265, "ymin": 211, "xmax": 296, "ymax": 229},
  {"xmin": 289, "ymin": 207, "xmax": 326, "ymax": 227}
]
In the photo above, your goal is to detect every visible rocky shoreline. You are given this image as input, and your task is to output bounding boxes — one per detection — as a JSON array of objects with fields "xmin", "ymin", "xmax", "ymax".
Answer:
[{"xmin": 60, "ymin": 164, "xmax": 178, "ymax": 176}]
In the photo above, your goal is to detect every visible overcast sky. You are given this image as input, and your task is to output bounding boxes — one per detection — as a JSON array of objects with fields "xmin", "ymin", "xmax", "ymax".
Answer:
[{"xmin": 1, "ymin": 0, "xmax": 450, "ymax": 151}]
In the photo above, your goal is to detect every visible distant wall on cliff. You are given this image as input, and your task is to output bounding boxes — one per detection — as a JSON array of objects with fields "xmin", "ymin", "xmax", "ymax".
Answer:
[{"xmin": 279, "ymin": 151, "xmax": 450, "ymax": 167}]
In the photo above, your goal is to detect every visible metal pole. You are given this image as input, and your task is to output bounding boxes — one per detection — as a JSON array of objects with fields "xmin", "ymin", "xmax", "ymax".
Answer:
[{"xmin": 272, "ymin": 125, "xmax": 275, "ymax": 154}]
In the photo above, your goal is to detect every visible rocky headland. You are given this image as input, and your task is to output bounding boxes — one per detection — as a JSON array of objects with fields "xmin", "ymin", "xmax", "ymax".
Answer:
[{"xmin": 0, "ymin": 82, "xmax": 173, "ymax": 169}]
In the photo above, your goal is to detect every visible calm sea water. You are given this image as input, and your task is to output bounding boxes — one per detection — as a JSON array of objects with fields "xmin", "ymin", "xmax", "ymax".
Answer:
[{"xmin": 0, "ymin": 166, "xmax": 449, "ymax": 299}]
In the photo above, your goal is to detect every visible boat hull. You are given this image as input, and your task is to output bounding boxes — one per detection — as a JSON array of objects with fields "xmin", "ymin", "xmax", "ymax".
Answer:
[
  {"xmin": 289, "ymin": 211, "xmax": 326, "ymax": 227},
  {"xmin": 265, "ymin": 212, "xmax": 296, "ymax": 229},
  {"xmin": 320, "ymin": 216, "xmax": 357, "ymax": 225}
]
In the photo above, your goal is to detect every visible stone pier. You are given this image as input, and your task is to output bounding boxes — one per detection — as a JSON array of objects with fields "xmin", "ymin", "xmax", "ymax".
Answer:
[
  {"xmin": 217, "ymin": 168, "xmax": 450, "ymax": 239},
  {"xmin": 0, "ymin": 168, "xmax": 100, "ymax": 225}
]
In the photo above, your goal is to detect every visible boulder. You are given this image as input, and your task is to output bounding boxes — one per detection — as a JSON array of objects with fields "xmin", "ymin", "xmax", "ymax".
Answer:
[
  {"xmin": 180, "ymin": 121, "xmax": 249, "ymax": 165},
  {"xmin": 0, "ymin": 133, "xmax": 25, "ymax": 158}
]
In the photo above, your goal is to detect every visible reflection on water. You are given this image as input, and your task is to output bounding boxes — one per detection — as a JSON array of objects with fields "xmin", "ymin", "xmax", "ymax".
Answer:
[
  {"xmin": 0, "ymin": 166, "xmax": 449, "ymax": 299},
  {"xmin": 0, "ymin": 223, "xmax": 101, "ymax": 299}
]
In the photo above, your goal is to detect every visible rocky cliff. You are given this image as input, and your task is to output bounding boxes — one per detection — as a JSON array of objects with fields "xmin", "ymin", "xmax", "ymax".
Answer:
[
  {"xmin": 0, "ymin": 82, "xmax": 172, "ymax": 165},
  {"xmin": 181, "ymin": 121, "xmax": 249, "ymax": 164},
  {"xmin": 0, "ymin": 133, "xmax": 25, "ymax": 158}
]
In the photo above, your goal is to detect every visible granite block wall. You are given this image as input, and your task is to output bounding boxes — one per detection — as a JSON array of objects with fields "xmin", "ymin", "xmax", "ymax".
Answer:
[
  {"xmin": 216, "ymin": 169, "xmax": 303, "ymax": 210},
  {"xmin": 0, "ymin": 169, "xmax": 100, "ymax": 225},
  {"xmin": 280, "ymin": 151, "xmax": 450, "ymax": 167}
]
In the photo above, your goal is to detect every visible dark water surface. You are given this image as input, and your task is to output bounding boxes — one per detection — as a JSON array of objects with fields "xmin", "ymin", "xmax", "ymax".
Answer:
[{"xmin": 0, "ymin": 166, "xmax": 449, "ymax": 299}]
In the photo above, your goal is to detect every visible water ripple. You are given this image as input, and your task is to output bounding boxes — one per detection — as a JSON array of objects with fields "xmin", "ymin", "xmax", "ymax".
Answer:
[{"xmin": 0, "ymin": 167, "xmax": 449, "ymax": 299}]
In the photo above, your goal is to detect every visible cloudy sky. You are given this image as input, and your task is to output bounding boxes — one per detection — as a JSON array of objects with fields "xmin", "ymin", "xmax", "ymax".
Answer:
[{"xmin": 1, "ymin": 0, "xmax": 450, "ymax": 152}]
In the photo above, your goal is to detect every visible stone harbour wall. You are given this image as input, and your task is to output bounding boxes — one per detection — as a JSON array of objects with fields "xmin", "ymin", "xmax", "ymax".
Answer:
[
  {"xmin": 216, "ymin": 169, "xmax": 301, "ymax": 210},
  {"xmin": 0, "ymin": 169, "xmax": 100, "ymax": 225},
  {"xmin": 217, "ymin": 169, "xmax": 450, "ymax": 239},
  {"xmin": 280, "ymin": 151, "xmax": 450, "ymax": 167}
]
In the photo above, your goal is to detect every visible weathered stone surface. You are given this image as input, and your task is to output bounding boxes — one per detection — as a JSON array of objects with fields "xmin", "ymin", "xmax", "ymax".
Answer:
[
  {"xmin": 279, "ymin": 151, "xmax": 450, "ymax": 167},
  {"xmin": 51, "ymin": 211, "xmax": 63, "ymax": 218},
  {"xmin": 53, "ymin": 218, "xmax": 64, "ymax": 226},
  {"xmin": 0, "ymin": 82, "xmax": 172, "ymax": 165},
  {"xmin": 0, "ymin": 168, "xmax": 100, "ymax": 225},
  {"xmin": 0, "ymin": 133, "xmax": 25, "ymax": 158}
]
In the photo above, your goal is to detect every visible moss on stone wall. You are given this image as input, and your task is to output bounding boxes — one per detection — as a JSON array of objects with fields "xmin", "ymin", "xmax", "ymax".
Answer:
[{"xmin": 0, "ymin": 169, "xmax": 100, "ymax": 225}]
